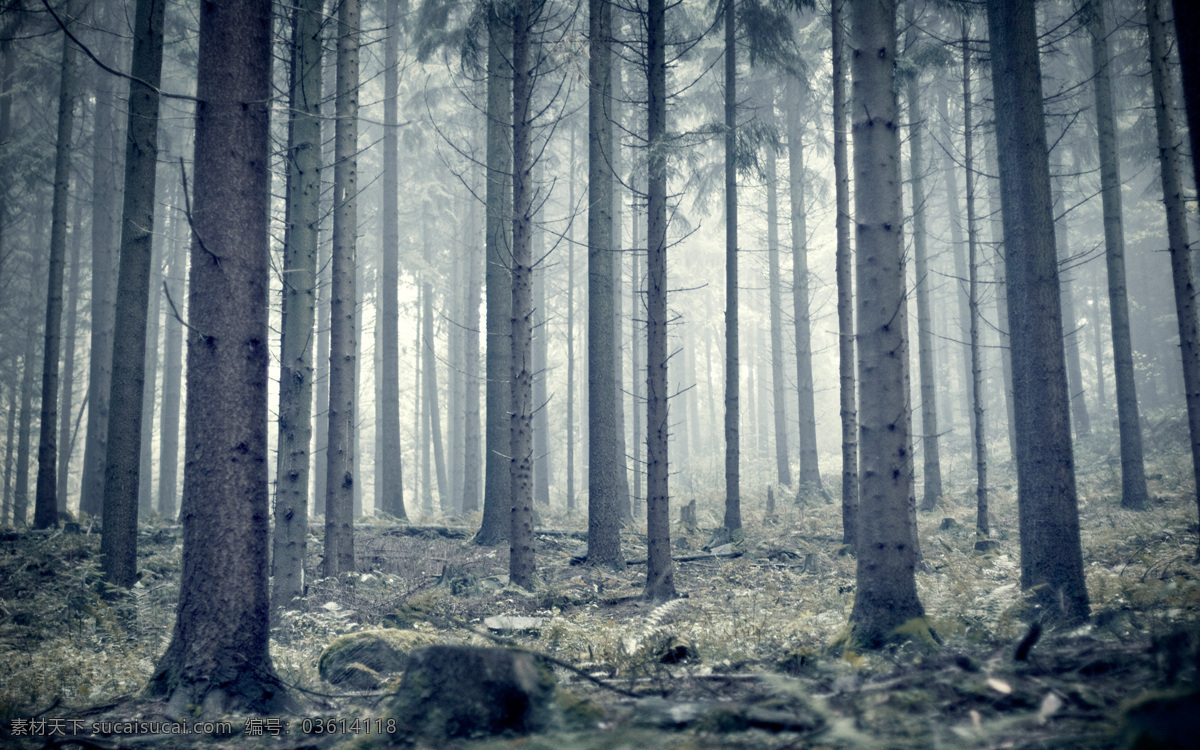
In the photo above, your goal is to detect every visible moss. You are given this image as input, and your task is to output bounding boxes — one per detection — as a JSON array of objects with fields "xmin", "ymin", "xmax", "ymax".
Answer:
[{"xmin": 317, "ymin": 629, "xmax": 441, "ymax": 685}]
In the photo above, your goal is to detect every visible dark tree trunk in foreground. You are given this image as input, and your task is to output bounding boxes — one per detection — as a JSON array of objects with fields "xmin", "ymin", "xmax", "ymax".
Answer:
[
  {"xmin": 272, "ymin": 0, "xmax": 324, "ymax": 613},
  {"xmin": 100, "ymin": 0, "xmax": 165, "ymax": 584},
  {"xmin": 1148, "ymin": 0, "xmax": 1200, "ymax": 557},
  {"xmin": 146, "ymin": 0, "xmax": 290, "ymax": 714},
  {"xmin": 643, "ymin": 0, "xmax": 676, "ymax": 603},
  {"xmin": 34, "ymin": 0, "xmax": 82, "ymax": 528},
  {"xmin": 831, "ymin": 0, "xmax": 857, "ymax": 549},
  {"xmin": 509, "ymin": 0, "xmax": 536, "ymax": 589},
  {"xmin": 324, "ymin": 0, "xmax": 359, "ymax": 576},
  {"xmin": 905, "ymin": 68, "xmax": 942, "ymax": 511},
  {"xmin": 477, "ymin": 3, "xmax": 513, "ymax": 545},
  {"xmin": 847, "ymin": 0, "xmax": 926, "ymax": 647},
  {"xmin": 722, "ymin": 0, "xmax": 741, "ymax": 535},
  {"xmin": 985, "ymin": 0, "xmax": 1089, "ymax": 625},
  {"xmin": 1172, "ymin": 0, "xmax": 1200, "ymax": 209},
  {"xmin": 587, "ymin": 0, "xmax": 623, "ymax": 565},
  {"xmin": 1087, "ymin": 0, "xmax": 1148, "ymax": 511},
  {"xmin": 377, "ymin": 0, "xmax": 406, "ymax": 520}
]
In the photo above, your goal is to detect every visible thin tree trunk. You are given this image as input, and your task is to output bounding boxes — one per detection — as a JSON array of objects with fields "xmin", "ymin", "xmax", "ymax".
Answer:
[
  {"xmin": 137, "ymin": 211, "xmax": 163, "ymax": 518},
  {"xmin": 1088, "ymin": 0, "xmax": 1149, "ymax": 510},
  {"xmin": 377, "ymin": 0, "xmax": 406, "ymax": 520},
  {"xmin": 985, "ymin": 0, "xmax": 1089, "ymax": 625},
  {"xmin": 1148, "ymin": 0, "xmax": 1200, "ymax": 557},
  {"xmin": 587, "ymin": 0, "xmax": 623, "ymax": 565},
  {"xmin": 272, "ymin": 0, "xmax": 324, "ymax": 612},
  {"xmin": 34, "ymin": 0, "xmax": 82, "ymax": 529},
  {"xmin": 612, "ymin": 55, "xmax": 631, "ymax": 520},
  {"xmin": 765, "ymin": 123, "xmax": 792, "ymax": 489},
  {"xmin": 14, "ymin": 239, "xmax": 43, "ymax": 527},
  {"xmin": 962, "ymin": 25, "xmax": 988, "ymax": 537},
  {"xmin": 422, "ymin": 267, "xmax": 449, "ymax": 510},
  {"xmin": 57, "ymin": 180, "xmax": 84, "ymax": 514},
  {"xmin": 3, "ymin": 380, "xmax": 17, "ymax": 522},
  {"xmin": 324, "ymin": 0, "xmax": 360, "ymax": 577},
  {"xmin": 1053, "ymin": 166, "xmax": 1091, "ymax": 440},
  {"xmin": 906, "ymin": 67, "xmax": 942, "ymax": 510},
  {"xmin": 158, "ymin": 185, "xmax": 184, "ymax": 519},
  {"xmin": 831, "ymin": 0, "xmax": 857, "ymax": 549},
  {"xmin": 477, "ymin": 2, "xmax": 513, "ymax": 545},
  {"xmin": 786, "ymin": 76, "xmax": 821, "ymax": 497},
  {"xmin": 533, "ymin": 213, "xmax": 550, "ymax": 508},
  {"xmin": 566, "ymin": 123, "xmax": 577, "ymax": 514},
  {"xmin": 722, "ymin": 0, "xmax": 741, "ymax": 534},
  {"xmin": 100, "ymin": 0, "xmax": 165, "ymax": 584},
  {"xmin": 643, "ymin": 0, "xmax": 676, "ymax": 602},
  {"xmin": 462, "ymin": 178, "xmax": 482, "ymax": 515}
]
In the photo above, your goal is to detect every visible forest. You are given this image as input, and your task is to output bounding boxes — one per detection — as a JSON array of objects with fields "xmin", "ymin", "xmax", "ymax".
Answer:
[{"xmin": 1, "ymin": 0, "xmax": 1199, "ymax": 746}]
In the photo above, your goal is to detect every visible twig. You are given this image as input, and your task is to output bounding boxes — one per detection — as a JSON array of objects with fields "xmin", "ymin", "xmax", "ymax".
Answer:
[{"xmin": 177, "ymin": 157, "xmax": 221, "ymax": 270}]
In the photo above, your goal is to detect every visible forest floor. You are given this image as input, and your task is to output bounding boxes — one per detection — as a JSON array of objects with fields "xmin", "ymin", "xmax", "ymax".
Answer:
[{"xmin": 1, "ymin": 417, "xmax": 1199, "ymax": 749}]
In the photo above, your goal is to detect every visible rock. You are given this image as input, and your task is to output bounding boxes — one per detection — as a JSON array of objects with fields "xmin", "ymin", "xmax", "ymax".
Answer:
[
  {"xmin": 974, "ymin": 539, "xmax": 1000, "ymax": 553},
  {"xmin": 484, "ymin": 615, "xmax": 545, "ymax": 632},
  {"xmin": 317, "ymin": 628, "xmax": 441, "ymax": 687},
  {"xmin": 939, "ymin": 517, "xmax": 960, "ymax": 531},
  {"xmin": 387, "ymin": 646, "xmax": 558, "ymax": 739}
]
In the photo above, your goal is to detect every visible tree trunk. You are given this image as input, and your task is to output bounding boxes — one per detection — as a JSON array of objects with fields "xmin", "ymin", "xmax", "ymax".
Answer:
[
  {"xmin": 158, "ymin": 186, "xmax": 184, "ymax": 519},
  {"xmin": 848, "ymin": 0, "xmax": 926, "ymax": 647},
  {"xmin": 377, "ymin": 0, "xmax": 406, "ymax": 520},
  {"xmin": 905, "ymin": 67, "xmax": 942, "ymax": 511},
  {"xmin": 422, "ymin": 267, "xmax": 449, "ymax": 510},
  {"xmin": 765, "ymin": 118, "xmax": 792, "ymax": 489},
  {"xmin": 961, "ymin": 25, "xmax": 988, "ymax": 538},
  {"xmin": 509, "ymin": 0, "xmax": 536, "ymax": 590},
  {"xmin": 985, "ymin": 0, "xmax": 1089, "ymax": 625},
  {"xmin": 34, "ymin": 0, "xmax": 82, "ymax": 529},
  {"xmin": 145, "ymin": 0, "xmax": 289, "ymax": 713},
  {"xmin": 13, "ymin": 243, "xmax": 43, "ymax": 526},
  {"xmin": 533, "ymin": 214, "xmax": 550, "ymax": 508},
  {"xmin": 566, "ymin": 123, "xmax": 577, "ymax": 514},
  {"xmin": 137, "ymin": 209, "xmax": 163, "ymax": 519},
  {"xmin": 477, "ymin": 2, "xmax": 513, "ymax": 545},
  {"xmin": 722, "ymin": 0, "xmax": 741, "ymax": 535},
  {"xmin": 644, "ymin": 0, "xmax": 676, "ymax": 602},
  {"xmin": 462, "ymin": 177, "xmax": 482, "ymax": 515},
  {"xmin": 587, "ymin": 0, "xmax": 623, "ymax": 565},
  {"xmin": 272, "ymin": 0, "xmax": 324, "ymax": 613},
  {"xmin": 1148, "ymin": 0, "xmax": 1200, "ymax": 557},
  {"xmin": 1088, "ymin": 0, "xmax": 1148, "ymax": 511},
  {"xmin": 786, "ymin": 76, "xmax": 821, "ymax": 497},
  {"xmin": 57, "ymin": 171, "xmax": 85, "ymax": 513},
  {"xmin": 1052, "ymin": 165, "xmax": 1091, "ymax": 441},
  {"xmin": 3, "ymin": 380, "xmax": 17, "ymax": 522},
  {"xmin": 324, "ymin": 0, "xmax": 359, "ymax": 577},
  {"xmin": 831, "ymin": 0, "xmax": 857, "ymax": 549},
  {"xmin": 100, "ymin": 0, "xmax": 165, "ymax": 584},
  {"xmin": 1172, "ymin": 0, "xmax": 1200, "ymax": 195}
]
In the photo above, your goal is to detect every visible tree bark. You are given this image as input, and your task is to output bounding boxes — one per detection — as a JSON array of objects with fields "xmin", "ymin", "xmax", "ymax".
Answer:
[
  {"xmin": 985, "ymin": 0, "xmax": 1090, "ymax": 625},
  {"xmin": 1087, "ymin": 0, "xmax": 1149, "ymax": 511},
  {"xmin": 34, "ymin": 0, "xmax": 82, "ymax": 529},
  {"xmin": 1148, "ymin": 0, "xmax": 1200, "ymax": 557},
  {"xmin": 722, "ymin": 0, "xmax": 741, "ymax": 535},
  {"xmin": 847, "ymin": 0, "xmax": 926, "ymax": 647},
  {"xmin": 765, "ymin": 114, "xmax": 792, "ymax": 489},
  {"xmin": 158, "ymin": 185, "xmax": 184, "ymax": 519},
  {"xmin": 137, "ymin": 206, "xmax": 163, "ymax": 518},
  {"xmin": 272, "ymin": 0, "xmax": 324, "ymax": 612},
  {"xmin": 643, "ymin": 0, "xmax": 676, "ymax": 602},
  {"xmin": 145, "ymin": 0, "xmax": 289, "ymax": 713},
  {"xmin": 57, "ymin": 156, "xmax": 85, "ymax": 514},
  {"xmin": 377, "ymin": 0, "xmax": 406, "ymax": 520},
  {"xmin": 566, "ymin": 123, "xmax": 577, "ymax": 514},
  {"xmin": 1171, "ymin": 0, "xmax": 1200, "ymax": 196},
  {"xmin": 100, "ymin": 0, "xmax": 165, "ymax": 584},
  {"xmin": 587, "ymin": 0, "xmax": 623, "ymax": 565},
  {"xmin": 324, "ymin": 0, "xmax": 359, "ymax": 577}
]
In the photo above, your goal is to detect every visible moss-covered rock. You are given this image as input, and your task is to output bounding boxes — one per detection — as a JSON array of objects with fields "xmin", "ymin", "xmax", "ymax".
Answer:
[
  {"xmin": 387, "ymin": 645, "xmax": 559, "ymax": 740},
  {"xmin": 317, "ymin": 629, "xmax": 441, "ymax": 688}
]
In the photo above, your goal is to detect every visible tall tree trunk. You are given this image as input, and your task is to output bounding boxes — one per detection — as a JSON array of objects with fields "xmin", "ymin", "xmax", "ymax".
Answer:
[
  {"xmin": 631, "ymin": 172, "xmax": 643, "ymax": 518},
  {"xmin": 722, "ymin": 0, "xmax": 741, "ymax": 535},
  {"xmin": 272, "ymin": 0, "xmax": 324, "ymax": 612},
  {"xmin": 57, "ymin": 178, "xmax": 84, "ymax": 513},
  {"xmin": 509, "ymin": 0, "xmax": 536, "ymax": 589},
  {"xmin": 643, "ymin": 0, "xmax": 676, "ymax": 602},
  {"xmin": 533, "ymin": 214, "xmax": 550, "ymax": 508},
  {"xmin": 422, "ymin": 260, "xmax": 449, "ymax": 510},
  {"xmin": 765, "ymin": 120, "xmax": 792, "ymax": 489},
  {"xmin": 985, "ymin": 0, "xmax": 1089, "ymax": 625},
  {"xmin": 982, "ymin": 121, "xmax": 1016, "ymax": 461},
  {"xmin": 377, "ymin": 0, "xmax": 406, "ymax": 520},
  {"xmin": 1148, "ymin": 0, "xmax": 1200, "ymax": 557},
  {"xmin": 612, "ymin": 55, "xmax": 631, "ymax": 520},
  {"xmin": 1172, "ymin": 0, "xmax": 1200, "ymax": 194},
  {"xmin": 80, "ymin": 50, "xmax": 121, "ymax": 520},
  {"xmin": 159, "ymin": 186, "xmax": 183, "ymax": 519},
  {"xmin": 14, "ymin": 236, "xmax": 44, "ymax": 527},
  {"xmin": 34, "ymin": 0, "xmax": 82, "ymax": 529},
  {"xmin": 145, "ymin": 0, "xmax": 289, "ymax": 711},
  {"xmin": 137, "ymin": 211, "xmax": 163, "ymax": 518},
  {"xmin": 477, "ymin": 2, "xmax": 513, "ymax": 545},
  {"xmin": 462, "ymin": 179, "xmax": 482, "ymax": 514},
  {"xmin": 847, "ymin": 0, "xmax": 926, "ymax": 647},
  {"xmin": 905, "ymin": 67, "xmax": 942, "ymax": 510},
  {"xmin": 587, "ymin": 0, "xmax": 623, "ymax": 565},
  {"xmin": 831, "ymin": 0, "xmax": 857, "ymax": 549},
  {"xmin": 1087, "ymin": 0, "xmax": 1148, "ymax": 511},
  {"xmin": 3, "ymin": 380, "xmax": 17, "ymax": 522},
  {"xmin": 786, "ymin": 76, "xmax": 821, "ymax": 497},
  {"xmin": 961, "ymin": 24, "xmax": 988, "ymax": 538},
  {"xmin": 566, "ymin": 123, "xmax": 577, "ymax": 514},
  {"xmin": 1053, "ymin": 165, "xmax": 1091, "ymax": 440},
  {"xmin": 100, "ymin": 0, "xmax": 165, "ymax": 584},
  {"xmin": 324, "ymin": 0, "xmax": 359, "ymax": 577}
]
